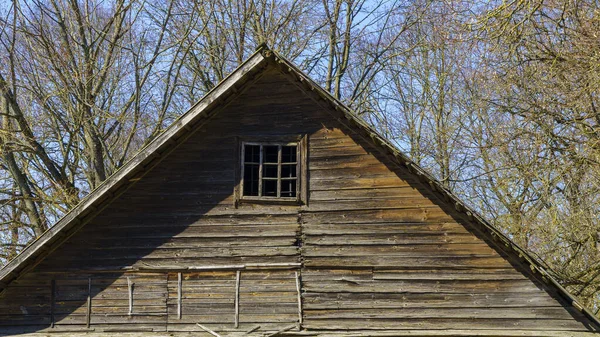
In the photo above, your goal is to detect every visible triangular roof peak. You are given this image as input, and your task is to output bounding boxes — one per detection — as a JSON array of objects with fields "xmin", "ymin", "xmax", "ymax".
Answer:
[{"xmin": 1, "ymin": 45, "xmax": 598, "ymax": 328}]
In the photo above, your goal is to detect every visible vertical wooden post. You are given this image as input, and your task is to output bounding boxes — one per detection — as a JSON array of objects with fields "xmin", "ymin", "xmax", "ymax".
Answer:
[
  {"xmin": 258, "ymin": 145, "xmax": 264, "ymax": 196},
  {"xmin": 235, "ymin": 270, "xmax": 241, "ymax": 328},
  {"xmin": 86, "ymin": 277, "xmax": 92, "ymax": 328},
  {"xmin": 50, "ymin": 279, "xmax": 56, "ymax": 328},
  {"xmin": 127, "ymin": 277, "xmax": 133, "ymax": 316},
  {"xmin": 234, "ymin": 137, "xmax": 241, "ymax": 208},
  {"xmin": 295, "ymin": 271, "xmax": 302, "ymax": 324},
  {"xmin": 177, "ymin": 272, "xmax": 182, "ymax": 319},
  {"xmin": 300, "ymin": 135, "xmax": 308, "ymax": 205},
  {"xmin": 277, "ymin": 145, "xmax": 282, "ymax": 198}
]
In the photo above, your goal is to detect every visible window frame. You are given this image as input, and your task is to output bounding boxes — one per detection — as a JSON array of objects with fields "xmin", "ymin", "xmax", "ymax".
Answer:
[{"xmin": 235, "ymin": 136, "xmax": 307, "ymax": 205}]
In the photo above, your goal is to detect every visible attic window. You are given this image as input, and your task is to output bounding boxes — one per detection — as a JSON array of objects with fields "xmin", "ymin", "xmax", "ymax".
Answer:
[{"xmin": 240, "ymin": 139, "xmax": 305, "ymax": 203}]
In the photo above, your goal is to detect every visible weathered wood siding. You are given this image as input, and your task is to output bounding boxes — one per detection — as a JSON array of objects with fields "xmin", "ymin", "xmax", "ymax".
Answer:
[{"xmin": 0, "ymin": 67, "xmax": 596, "ymax": 335}]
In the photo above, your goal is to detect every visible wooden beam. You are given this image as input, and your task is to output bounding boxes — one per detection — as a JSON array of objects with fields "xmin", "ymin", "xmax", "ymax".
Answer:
[
  {"xmin": 235, "ymin": 270, "xmax": 241, "ymax": 328},
  {"xmin": 127, "ymin": 277, "xmax": 133, "ymax": 316},
  {"xmin": 197, "ymin": 323, "xmax": 222, "ymax": 337},
  {"xmin": 265, "ymin": 324, "xmax": 298, "ymax": 337},
  {"xmin": 300, "ymin": 135, "xmax": 309, "ymax": 205},
  {"xmin": 295, "ymin": 271, "xmax": 303, "ymax": 324},
  {"xmin": 245, "ymin": 262, "xmax": 302, "ymax": 269},
  {"xmin": 86, "ymin": 277, "xmax": 92, "ymax": 328},
  {"xmin": 246, "ymin": 325, "xmax": 261, "ymax": 334},
  {"xmin": 177, "ymin": 272, "xmax": 182, "ymax": 320},
  {"xmin": 50, "ymin": 279, "xmax": 55, "ymax": 328},
  {"xmin": 187, "ymin": 262, "xmax": 302, "ymax": 271}
]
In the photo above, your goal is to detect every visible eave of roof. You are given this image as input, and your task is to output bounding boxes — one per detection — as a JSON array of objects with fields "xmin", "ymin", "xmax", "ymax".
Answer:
[{"xmin": 0, "ymin": 44, "xmax": 598, "ymax": 330}]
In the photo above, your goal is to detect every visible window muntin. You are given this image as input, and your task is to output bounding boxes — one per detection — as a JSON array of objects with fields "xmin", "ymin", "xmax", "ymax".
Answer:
[{"xmin": 242, "ymin": 143, "xmax": 299, "ymax": 199}]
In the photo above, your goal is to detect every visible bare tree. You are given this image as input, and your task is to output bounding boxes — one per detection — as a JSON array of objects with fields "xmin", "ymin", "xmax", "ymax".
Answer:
[
  {"xmin": 473, "ymin": 0, "xmax": 600, "ymax": 313},
  {"xmin": 0, "ymin": 0, "xmax": 192, "ymax": 257}
]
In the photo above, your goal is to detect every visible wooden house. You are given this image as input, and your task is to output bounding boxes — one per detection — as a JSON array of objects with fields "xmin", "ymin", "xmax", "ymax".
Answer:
[{"xmin": 0, "ymin": 46, "xmax": 598, "ymax": 336}]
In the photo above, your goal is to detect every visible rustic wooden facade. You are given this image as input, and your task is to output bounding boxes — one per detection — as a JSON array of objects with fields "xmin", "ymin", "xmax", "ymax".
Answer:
[{"xmin": 0, "ymin": 46, "xmax": 599, "ymax": 336}]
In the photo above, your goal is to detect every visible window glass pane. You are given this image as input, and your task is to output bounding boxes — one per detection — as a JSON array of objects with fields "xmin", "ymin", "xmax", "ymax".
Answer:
[
  {"xmin": 263, "ymin": 164, "xmax": 278, "ymax": 178},
  {"xmin": 281, "ymin": 164, "xmax": 296, "ymax": 178},
  {"xmin": 242, "ymin": 142, "xmax": 300, "ymax": 199},
  {"xmin": 281, "ymin": 180, "xmax": 297, "ymax": 197},
  {"xmin": 263, "ymin": 146, "xmax": 279, "ymax": 163},
  {"xmin": 243, "ymin": 164, "xmax": 259, "ymax": 196},
  {"xmin": 282, "ymin": 146, "xmax": 297, "ymax": 163},
  {"xmin": 262, "ymin": 180, "xmax": 277, "ymax": 197},
  {"xmin": 244, "ymin": 145, "xmax": 260, "ymax": 163}
]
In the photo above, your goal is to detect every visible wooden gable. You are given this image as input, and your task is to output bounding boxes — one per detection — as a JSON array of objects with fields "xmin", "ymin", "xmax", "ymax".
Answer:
[{"xmin": 0, "ymin": 47, "xmax": 598, "ymax": 336}]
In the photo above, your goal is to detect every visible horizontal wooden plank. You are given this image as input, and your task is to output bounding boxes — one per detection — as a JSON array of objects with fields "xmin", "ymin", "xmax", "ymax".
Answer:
[
  {"xmin": 63, "ymin": 237, "xmax": 297, "ymax": 250},
  {"xmin": 310, "ymin": 186, "xmax": 429, "ymax": 200},
  {"xmin": 166, "ymin": 313, "xmax": 298, "ymax": 324},
  {"xmin": 302, "ymin": 292, "xmax": 563, "ymax": 309},
  {"xmin": 302, "ymin": 318, "xmax": 590, "ymax": 331},
  {"xmin": 310, "ymin": 177, "xmax": 412, "ymax": 190},
  {"xmin": 301, "ymin": 268, "xmax": 526, "ymax": 280},
  {"xmin": 80, "ymin": 224, "xmax": 300, "ymax": 238},
  {"xmin": 303, "ymin": 307, "xmax": 577, "ymax": 320},
  {"xmin": 372, "ymin": 269, "xmax": 527, "ymax": 281},
  {"xmin": 304, "ymin": 234, "xmax": 483, "ymax": 245},
  {"xmin": 167, "ymin": 303, "xmax": 298, "ymax": 315},
  {"xmin": 302, "ymin": 222, "xmax": 470, "ymax": 235},
  {"xmin": 302, "ymin": 245, "xmax": 497, "ymax": 257},
  {"xmin": 303, "ymin": 256, "xmax": 514, "ymax": 269},
  {"xmin": 167, "ymin": 291, "xmax": 296, "ymax": 300},
  {"xmin": 56, "ymin": 246, "xmax": 298, "ymax": 260},
  {"xmin": 165, "ymin": 322, "xmax": 299, "ymax": 332},
  {"xmin": 302, "ymin": 279, "xmax": 545, "ymax": 294},
  {"xmin": 300, "ymin": 209, "xmax": 453, "ymax": 223}
]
